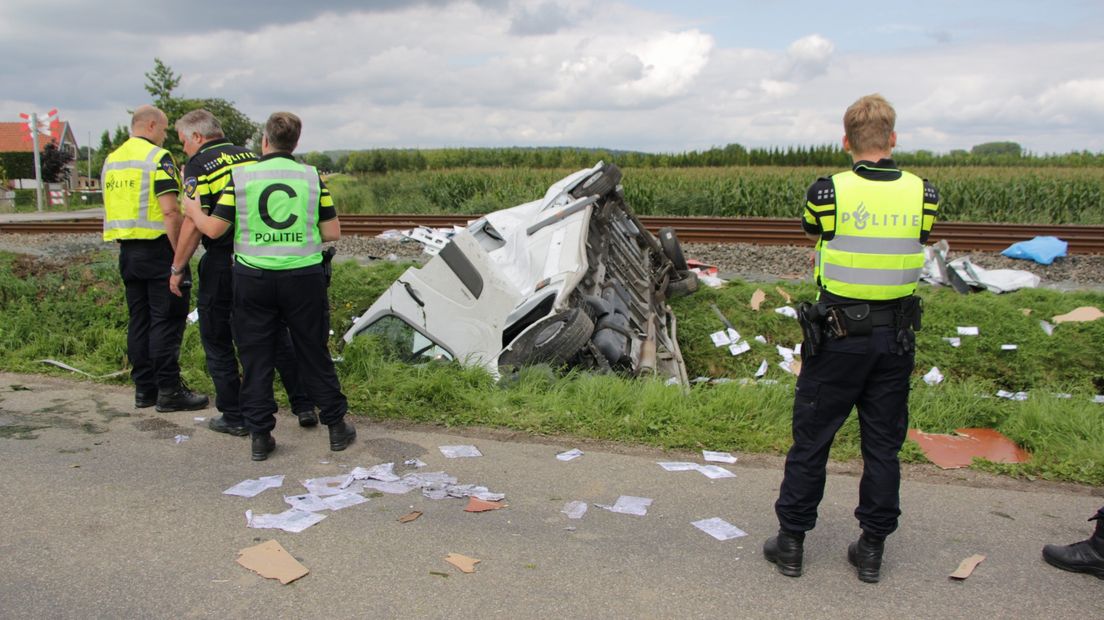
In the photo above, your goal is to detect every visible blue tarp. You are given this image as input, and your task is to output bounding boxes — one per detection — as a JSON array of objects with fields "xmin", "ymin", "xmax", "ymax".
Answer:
[{"xmin": 1000, "ymin": 236, "xmax": 1068, "ymax": 265}]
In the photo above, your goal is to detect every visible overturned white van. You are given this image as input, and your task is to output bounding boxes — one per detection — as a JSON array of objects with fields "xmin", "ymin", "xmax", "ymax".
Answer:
[{"xmin": 343, "ymin": 162, "xmax": 699, "ymax": 385}]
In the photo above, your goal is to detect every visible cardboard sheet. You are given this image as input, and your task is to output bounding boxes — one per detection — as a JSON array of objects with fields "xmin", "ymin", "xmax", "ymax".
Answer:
[
  {"xmin": 1052, "ymin": 306, "xmax": 1103, "ymax": 324},
  {"xmin": 465, "ymin": 497, "xmax": 507, "ymax": 512},
  {"xmin": 398, "ymin": 511, "xmax": 422, "ymax": 523},
  {"xmin": 750, "ymin": 289, "xmax": 766, "ymax": 311},
  {"xmin": 949, "ymin": 554, "xmax": 986, "ymax": 580},
  {"xmin": 775, "ymin": 286, "xmax": 793, "ymax": 304},
  {"xmin": 236, "ymin": 540, "xmax": 309, "ymax": 585},
  {"xmin": 445, "ymin": 553, "xmax": 481, "ymax": 573},
  {"xmin": 908, "ymin": 428, "xmax": 1030, "ymax": 469}
]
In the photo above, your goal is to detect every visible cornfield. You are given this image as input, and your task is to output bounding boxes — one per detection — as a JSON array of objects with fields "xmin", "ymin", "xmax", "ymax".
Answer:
[{"xmin": 326, "ymin": 166, "xmax": 1104, "ymax": 224}]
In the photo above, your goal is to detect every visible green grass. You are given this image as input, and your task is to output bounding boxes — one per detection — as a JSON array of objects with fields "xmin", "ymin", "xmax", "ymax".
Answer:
[{"xmin": 2, "ymin": 251, "xmax": 1102, "ymax": 484}]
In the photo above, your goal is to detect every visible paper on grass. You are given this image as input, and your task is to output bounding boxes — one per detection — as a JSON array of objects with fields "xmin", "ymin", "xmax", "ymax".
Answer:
[
  {"xmin": 996, "ymin": 390, "xmax": 1028, "ymax": 401},
  {"xmin": 556, "ymin": 448, "xmax": 584, "ymax": 461},
  {"xmin": 710, "ymin": 330, "xmax": 731, "ymax": 347},
  {"xmin": 224, "ymin": 475, "xmax": 285, "ymax": 498},
  {"xmin": 596, "ymin": 495, "xmax": 653, "ymax": 516},
  {"xmin": 1001, "ymin": 344, "xmax": 1018, "ymax": 351},
  {"xmin": 755, "ymin": 360, "xmax": 768, "ymax": 378},
  {"xmin": 692, "ymin": 517, "xmax": 748, "ymax": 541},
  {"xmin": 957, "ymin": 326, "xmax": 979, "ymax": 336},
  {"xmin": 923, "ymin": 367, "xmax": 944, "ymax": 386},
  {"xmin": 1039, "ymin": 320, "xmax": 1055, "ymax": 336},
  {"xmin": 439, "ymin": 445, "xmax": 482, "ymax": 458},
  {"xmin": 245, "ymin": 508, "xmax": 326, "ymax": 533},
  {"xmin": 702, "ymin": 450, "xmax": 738, "ymax": 464},
  {"xmin": 775, "ymin": 306, "xmax": 798, "ymax": 319},
  {"xmin": 943, "ymin": 337, "xmax": 961, "ymax": 348},
  {"xmin": 728, "ymin": 341, "xmax": 750, "ymax": 356},
  {"xmin": 754, "ymin": 335, "xmax": 768, "ymax": 344},
  {"xmin": 1094, "ymin": 395, "xmax": 1104, "ymax": 404}
]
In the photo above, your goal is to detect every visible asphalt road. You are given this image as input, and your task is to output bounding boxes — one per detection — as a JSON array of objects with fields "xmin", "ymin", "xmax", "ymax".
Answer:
[{"xmin": 1, "ymin": 372, "xmax": 1101, "ymax": 619}]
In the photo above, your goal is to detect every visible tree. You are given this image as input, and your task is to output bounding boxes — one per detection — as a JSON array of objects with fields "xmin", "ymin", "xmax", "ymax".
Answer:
[
  {"xmin": 970, "ymin": 141, "xmax": 1023, "ymax": 157},
  {"xmin": 303, "ymin": 151, "xmax": 335, "ymax": 172},
  {"xmin": 40, "ymin": 142, "xmax": 74, "ymax": 184},
  {"xmin": 144, "ymin": 58, "xmax": 181, "ymax": 106}
]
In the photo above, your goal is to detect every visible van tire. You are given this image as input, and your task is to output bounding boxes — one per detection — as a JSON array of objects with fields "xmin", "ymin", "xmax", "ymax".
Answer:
[
  {"xmin": 658, "ymin": 227, "xmax": 689, "ymax": 271},
  {"xmin": 666, "ymin": 269, "xmax": 699, "ymax": 298},
  {"xmin": 570, "ymin": 163, "xmax": 622, "ymax": 199},
  {"xmin": 500, "ymin": 308, "xmax": 595, "ymax": 368}
]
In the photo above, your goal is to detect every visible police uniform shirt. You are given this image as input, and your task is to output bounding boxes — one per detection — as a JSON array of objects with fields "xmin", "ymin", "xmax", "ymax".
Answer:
[
  {"xmin": 182, "ymin": 140, "xmax": 259, "ymax": 252},
  {"xmin": 802, "ymin": 159, "xmax": 939, "ymax": 305},
  {"xmin": 144, "ymin": 137, "xmax": 181, "ymax": 201},
  {"xmin": 209, "ymin": 152, "xmax": 337, "ymax": 249}
]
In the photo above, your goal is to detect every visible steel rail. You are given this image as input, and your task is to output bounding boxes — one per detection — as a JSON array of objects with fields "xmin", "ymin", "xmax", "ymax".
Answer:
[{"xmin": 3, "ymin": 214, "xmax": 1102, "ymax": 254}]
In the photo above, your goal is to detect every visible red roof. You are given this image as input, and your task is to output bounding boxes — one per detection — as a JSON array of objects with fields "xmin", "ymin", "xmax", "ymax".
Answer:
[{"xmin": 0, "ymin": 121, "xmax": 61, "ymax": 153}]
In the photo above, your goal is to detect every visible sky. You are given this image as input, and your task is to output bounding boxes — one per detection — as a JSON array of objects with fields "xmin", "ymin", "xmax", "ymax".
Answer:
[{"xmin": 2, "ymin": 0, "xmax": 1103, "ymax": 156}]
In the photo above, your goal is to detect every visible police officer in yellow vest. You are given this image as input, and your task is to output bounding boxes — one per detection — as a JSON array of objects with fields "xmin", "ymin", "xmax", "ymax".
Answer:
[
  {"xmin": 185, "ymin": 111, "xmax": 354, "ymax": 461},
  {"xmin": 102, "ymin": 105, "xmax": 209, "ymax": 412},
  {"xmin": 764, "ymin": 94, "xmax": 939, "ymax": 583}
]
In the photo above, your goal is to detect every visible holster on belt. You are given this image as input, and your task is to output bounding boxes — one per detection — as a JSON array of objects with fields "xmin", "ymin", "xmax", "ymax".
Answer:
[
  {"xmin": 797, "ymin": 301, "xmax": 825, "ymax": 358},
  {"xmin": 322, "ymin": 246, "xmax": 337, "ymax": 287}
]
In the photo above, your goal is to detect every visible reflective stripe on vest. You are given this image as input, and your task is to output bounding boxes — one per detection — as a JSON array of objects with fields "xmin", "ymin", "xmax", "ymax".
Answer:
[
  {"xmin": 816, "ymin": 170, "xmax": 925, "ymax": 300},
  {"xmin": 232, "ymin": 162, "xmax": 323, "ymax": 269},
  {"xmin": 101, "ymin": 139, "xmax": 168, "ymax": 240}
]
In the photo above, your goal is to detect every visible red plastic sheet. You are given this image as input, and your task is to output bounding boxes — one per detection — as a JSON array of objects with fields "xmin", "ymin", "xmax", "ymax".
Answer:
[{"xmin": 907, "ymin": 427, "xmax": 1030, "ymax": 469}]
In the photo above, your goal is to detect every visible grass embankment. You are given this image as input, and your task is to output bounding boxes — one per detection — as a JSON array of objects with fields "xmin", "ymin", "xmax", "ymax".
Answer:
[
  {"xmin": 1, "ymin": 251, "xmax": 1102, "ymax": 484},
  {"xmin": 326, "ymin": 166, "xmax": 1104, "ymax": 225}
]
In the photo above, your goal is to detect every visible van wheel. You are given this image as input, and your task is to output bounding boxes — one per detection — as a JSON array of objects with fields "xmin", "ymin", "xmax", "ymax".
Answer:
[
  {"xmin": 666, "ymin": 269, "xmax": 699, "ymax": 298},
  {"xmin": 658, "ymin": 227, "xmax": 689, "ymax": 271},
  {"xmin": 499, "ymin": 308, "xmax": 595, "ymax": 368},
  {"xmin": 570, "ymin": 163, "xmax": 623, "ymax": 199}
]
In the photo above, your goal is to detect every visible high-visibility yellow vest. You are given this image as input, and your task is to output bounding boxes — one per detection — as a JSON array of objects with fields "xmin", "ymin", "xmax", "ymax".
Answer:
[
  {"xmin": 231, "ymin": 158, "xmax": 323, "ymax": 271},
  {"xmin": 815, "ymin": 170, "xmax": 926, "ymax": 300},
  {"xmin": 101, "ymin": 137, "xmax": 172, "ymax": 241}
]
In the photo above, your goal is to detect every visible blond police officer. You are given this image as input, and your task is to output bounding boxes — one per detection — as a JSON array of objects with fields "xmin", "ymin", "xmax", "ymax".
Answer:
[{"xmin": 102, "ymin": 105, "xmax": 208, "ymax": 412}]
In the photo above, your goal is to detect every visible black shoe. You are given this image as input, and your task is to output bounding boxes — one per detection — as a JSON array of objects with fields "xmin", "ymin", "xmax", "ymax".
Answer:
[
  {"xmin": 156, "ymin": 382, "xmax": 210, "ymax": 412},
  {"xmin": 328, "ymin": 420, "xmax": 356, "ymax": 451},
  {"xmin": 295, "ymin": 409, "xmax": 319, "ymax": 428},
  {"xmin": 135, "ymin": 390, "xmax": 157, "ymax": 408},
  {"xmin": 1043, "ymin": 540, "xmax": 1104, "ymax": 578},
  {"xmin": 848, "ymin": 533, "xmax": 885, "ymax": 583},
  {"xmin": 208, "ymin": 415, "xmax": 249, "ymax": 437},
  {"xmin": 763, "ymin": 529, "xmax": 804, "ymax": 577},
  {"xmin": 251, "ymin": 433, "xmax": 276, "ymax": 461}
]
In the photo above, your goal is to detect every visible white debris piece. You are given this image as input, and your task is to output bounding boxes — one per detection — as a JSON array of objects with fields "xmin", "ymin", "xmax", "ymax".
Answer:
[
  {"xmin": 556, "ymin": 448, "xmax": 584, "ymax": 461},
  {"xmin": 361, "ymin": 480, "xmax": 417, "ymax": 495},
  {"xmin": 193, "ymin": 416, "xmax": 206, "ymax": 422},
  {"xmin": 710, "ymin": 330, "xmax": 731, "ymax": 347},
  {"xmin": 187, "ymin": 308, "xmax": 199, "ymax": 324},
  {"xmin": 775, "ymin": 306, "xmax": 798, "ymax": 319},
  {"xmin": 692, "ymin": 517, "xmax": 748, "ymax": 541},
  {"xmin": 596, "ymin": 496, "xmax": 653, "ymax": 516},
  {"xmin": 754, "ymin": 335, "xmax": 768, "ymax": 344},
  {"xmin": 1000, "ymin": 344, "xmax": 1018, "ymax": 351},
  {"xmin": 702, "ymin": 451, "xmax": 738, "ymax": 464},
  {"xmin": 996, "ymin": 390, "xmax": 1029, "ymax": 401},
  {"xmin": 943, "ymin": 337, "xmax": 961, "ymax": 347},
  {"xmin": 923, "ymin": 367, "xmax": 944, "ymax": 386},
  {"xmin": 1055, "ymin": 393, "xmax": 1073, "ymax": 399},
  {"xmin": 755, "ymin": 360, "xmax": 768, "ymax": 378},
  {"xmin": 404, "ymin": 458, "xmax": 427, "ymax": 468},
  {"xmin": 728, "ymin": 341, "xmax": 751, "ymax": 356},
  {"xmin": 223, "ymin": 475, "xmax": 285, "ymax": 498},
  {"xmin": 1094, "ymin": 395, "xmax": 1104, "ymax": 404},
  {"xmin": 173, "ymin": 434, "xmax": 189, "ymax": 444},
  {"xmin": 697, "ymin": 465, "xmax": 737, "ymax": 479},
  {"xmin": 303, "ymin": 475, "xmax": 359, "ymax": 497},
  {"xmin": 658, "ymin": 462, "xmax": 700, "ymax": 472},
  {"xmin": 776, "ymin": 345, "xmax": 795, "ymax": 363},
  {"xmin": 439, "ymin": 445, "xmax": 482, "ymax": 458},
  {"xmin": 794, "ymin": 343, "xmax": 802, "ymax": 356},
  {"xmin": 957, "ymin": 326, "xmax": 979, "ymax": 336},
  {"xmin": 562, "ymin": 501, "xmax": 588, "ymax": 520},
  {"xmin": 245, "ymin": 508, "xmax": 326, "ymax": 533},
  {"xmin": 342, "ymin": 463, "xmax": 400, "ymax": 489},
  {"xmin": 284, "ymin": 494, "xmax": 329, "ymax": 512},
  {"xmin": 323, "ymin": 492, "xmax": 369, "ymax": 511}
]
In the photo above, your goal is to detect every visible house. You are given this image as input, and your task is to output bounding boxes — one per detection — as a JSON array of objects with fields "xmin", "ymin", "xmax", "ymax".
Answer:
[{"xmin": 0, "ymin": 119, "xmax": 81, "ymax": 191}]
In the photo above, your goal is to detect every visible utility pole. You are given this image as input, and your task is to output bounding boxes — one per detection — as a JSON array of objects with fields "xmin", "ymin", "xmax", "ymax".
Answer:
[{"xmin": 30, "ymin": 112, "xmax": 44, "ymax": 212}]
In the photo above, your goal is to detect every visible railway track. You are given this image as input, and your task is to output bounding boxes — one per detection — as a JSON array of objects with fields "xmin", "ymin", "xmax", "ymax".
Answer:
[{"xmin": 2, "ymin": 214, "xmax": 1102, "ymax": 254}]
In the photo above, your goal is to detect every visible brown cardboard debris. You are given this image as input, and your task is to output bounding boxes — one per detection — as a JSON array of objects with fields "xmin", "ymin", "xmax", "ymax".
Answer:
[
  {"xmin": 750, "ymin": 289, "xmax": 766, "ymax": 311},
  {"xmin": 1020, "ymin": 308, "xmax": 1032, "ymax": 316},
  {"xmin": 465, "ymin": 497, "xmax": 507, "ymax": 512},
  {"xmin": 445, "ymin": 553, "xmax": 481, "ymax": 573},
  {"xmin": 236, "ymin": 540, "xmax": 309, "ymax": 585},
  {"xmin": 398, "ymin": 511, "xmax": 423, "ymax": 523},
  {"xmin": 1052, "ymin": 306, "xmax": 1103, "ymax": 324},
  {"xmin": 907, "ymin": 428, "xmax": 1030, "ymax": 469},
  {"xmin": 775, "ymin": 286, "xmax": 792, "ymax": 304},
  {"xmin": 949, "ymin": 554, "xmax": 985, "ymax": 580}
]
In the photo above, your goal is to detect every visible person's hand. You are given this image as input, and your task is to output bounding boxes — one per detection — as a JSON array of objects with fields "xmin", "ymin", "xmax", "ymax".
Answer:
[
  {"xmin": 169, "ymin": 272, "xmax": 185, "ymax": 297},
  {"xmin": 183, "ymin": 195, "xmax": 203, "ymax": 221}
]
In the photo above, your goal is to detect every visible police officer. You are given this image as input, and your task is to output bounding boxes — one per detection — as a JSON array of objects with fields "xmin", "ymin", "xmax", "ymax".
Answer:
[
  {"xmin": 168, "ymin": 109, "xmax": 318, "ymax": 437},
  {"xmin": 102, "ymin": 105, "xmax": 208, "ymax": 413},
  {"xmin": 184, "ymin": 111, "xmax": 354, "ymax": 461},
  {"xmin": 763, "ymin": 94, "xmax": 939, "ymax": 583}
]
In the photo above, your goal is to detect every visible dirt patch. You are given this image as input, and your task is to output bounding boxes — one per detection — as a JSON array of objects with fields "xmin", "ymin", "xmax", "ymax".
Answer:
[
  {"xmin": 132, "ymin": 417, "xmax": 187, "ymax": 439},
  {"xmin": 0, "ymin": 424, "xmax": 46, "ymax": 439}
]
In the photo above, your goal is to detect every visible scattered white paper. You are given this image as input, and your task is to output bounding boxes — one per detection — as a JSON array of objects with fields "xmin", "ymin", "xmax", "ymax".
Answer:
[
  {"xmin": 697, "ymin": 465, "xmax": 737, "ymax": 479},
  {"xmin": 778, "ymin": 361, "xmax": 799, "ymax": 376},
  {"xmin": 996, "ymin": 390, "xmax": 1029, "ymax": 401},
  {"xmin": 726, "ymin": 328, "xmax": 740, "ymax": 343},
  {"xmin": 323, "ymin": 492, "xmax": 369, "ymax": 511},
  {"xmin": 284, "ymin": 493, "xmax": 329, "ymax": 512},
  {"xmin": 957, "ymin": 326, "xmax": 979, "ymax": 336},
  {"xmin": 245, "ymin": 508, "xmax": 326, "ymax": 533},
  {"xmin": 710, "ymin": 330, "xmax": 731, "ymax": 347},
  {"xmin": 702, "ymin": 450, "xmax": 738, "ymax": 464},
  {"xmin": 439, "ymin": 445, "xmax": 482, "ymax": 458},
  {"xmin": 187, "ymin": 308, "xmax": 199, "ymax": 324},
  {"xmin": 596, "ymin": 495, "xmax": 653, "ymax": 516},
  {"xmin": 556, "ymin": 448, "xmax": 584, "ymax": 461},
  {"xmin": 1093, "ymin": 395, "xmax": 1104, "ymax": 404},
  {"xmin": 562, "ymin": 501, "xmax": 588, "ymax": 520},
  {"xmin": 943, "ymin": 337, "xmax": 961, "ymax": 348},
  {"xmin": 728, "ymin": 341, "xmax": 751, "ymax": 356},
  {"xmin": 193, "ymin": 416, "xmax": 206, "ymax": 422},
  {"xmin": 302, "ymin": 475, "xmax": 358, "ymax": 497},
  {"xmin": 923, "ymin": 367, "xmax": 944, "ymax": 386},
  {"xmin": 1055, "ymin": 393, "xmax": 1073, "ymax": 399},
  {"xmin": 775, "ymin": 306, "xmax": 798, "ymax": 319},
  {"xmin": 173, "ymin": 434, "xmax": 189, "ymax": 444},
  {"xmin": 692, "ymin": 517, "xmax": 749, "ymax": 541},
  {"xmin": 754, "ymin": 335, "xmax": 767, "ymax": 344},
  {"xmin": 658, "ymin": 461, "xmax": 699, "ymax": 472},
  {"xmin": 403, "ymin": 458, "xmax": 427, "ymax": 468},
  {"xmin": 1001, "ymin": 344, "xmax": 1018, "ymax": 351},
  {"xmin": 776, "ymin": 345, "xmax": 795, "ymax": 363},
  {"xmin": 755, "ymin": 360, "xmax": 768, "ymax": 378},
  {"xmin": 1039, "ymin": 320, "xmax": 1055, "ymax": 336},
  {"xmin": 342, "ymin": 463, "xmax": 399, "ymax": 489},
  {"xmin": 361, "ymin": 480, "xmax": 417, "ymax": 495},
  {"xmin": 223, "ymin": 475, "xmax": 285, "ymax": 498}
]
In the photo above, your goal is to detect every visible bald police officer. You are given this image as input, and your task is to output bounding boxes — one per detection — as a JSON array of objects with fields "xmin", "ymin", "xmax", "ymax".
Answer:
[
  {"xmin": 185, "ymin": 112, "xmax": 354, "ymax": 461},
  {"xmin": 102, "ymin": 104, "xmax": 208, "ymax": 412},
  {"xmin": 763, "ymin": 94, "xmax": 939, "ymax": 583}
]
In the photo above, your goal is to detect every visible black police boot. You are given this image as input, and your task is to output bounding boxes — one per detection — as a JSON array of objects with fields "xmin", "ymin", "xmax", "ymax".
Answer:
[
  {"xmin": 251, "ymin": 432, "xmax": 276, "ymax": 461},
  {"xmin": 208, "ymin": 415, "xmax": 249, "ymax": 437},
  {"xmin": 848, "ymin": 532, "xmax": 885, "ymax": 583},
  {"xmin": 156, "ymin": 381, "xmax": 210, "ymax": 412},
  {"xmin": 1042, "ymin": 513, "xmax": 1104, "ymax": 579},
  {"xmin": 328, "ymin": 419, "xmax": 357, "ymax": 451},
  {"xmin": 294, "ymin": 408, "xmax": 319, "ymax": 428},
  {"xmin": 763, "ymin": 528, "xmax": 804, "ymax": 577},
  {"xmin": 135, "ymin": 389, "xmax": 157, "ymax": 409}
]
